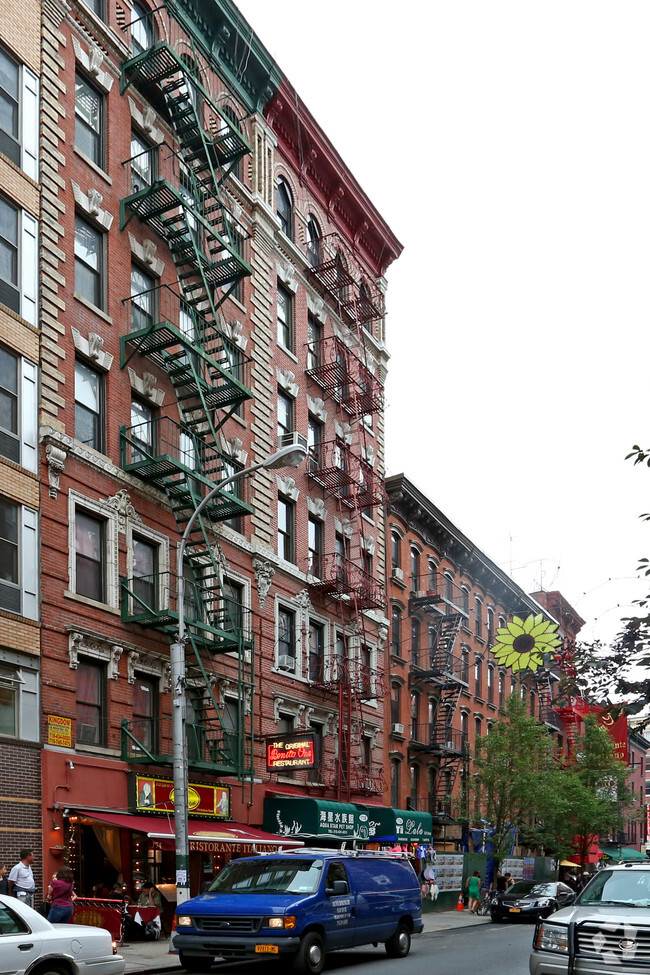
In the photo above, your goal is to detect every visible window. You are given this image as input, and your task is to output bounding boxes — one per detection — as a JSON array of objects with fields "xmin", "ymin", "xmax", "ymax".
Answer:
[
  {"xmin": 131, "ymin": 1, "xmax": 153, "ymax": 55},
  {"xmin": 306, "ymin": 215, "xmax": 321, "ymax": 266},
  {"xmin": 0, "ymin": 497, "xmax": 37, "ymax": 617},
  {"xmin": 222, "ymin": 577, "xmax": 244, "ymax": 638},
  {"xmin": 460, "ymin": 710, "xmax": 468, "ymax": 740},
  {"xmin": 410, "ymin": 548, "xmax": 420, "ymax": 592},
  {"xmin": 132, "ymin": 672, "xmax": 157, "ymax": 752},
  {"xmin": 277, "ymin": 389, "xmax": 293, "ymax": 439},
  {"xmin": 334, "ymin": 631, "xmax": 346, "ymax": 680},
  {"xmin": 307, "ymin": 416, "xmax": 322, "ymax": 472},
  {"xmin": 410, "ymin": 693, "xmax": 419, "ymax": 739},
  {"xmin": 132, "ymin": 535, "xmax": 158, "ymax": 611},
  {"xmin": 277, "ymin": 496, "xmax": 295, "ymax": 563},
  {"xmin": 0, "ymin": 655, "xmax": 38, "ymax": 741},
  {"xmin": 0, "ymin": 197, "xmax": 19, "ymax": 318},
  {"xmin": 391, "ymin": 531, "xmax": 400, "ymax": 569},
  {"xmin": 75, "ymin": 73, "xmax": 103, "ymax": 167},
  {"xmin": 277, "ymin": 607, "xmax": 296, "ymax": 667},
  {"xmin": 0, "ymin": 346, "xmax": 36, "ymax": 469},
  {"xmin": 75, "ymin": 216, "xmax": 104, "ymax": 309},
  {"xmin": 306, "ymin": 313, "xmax": 322, "ymax": 372},
  {"xmin": 277, "ymin": 283, "xmax": 294, "ymax": 351},
  {"xmin": 475, "ymin": 596, "xmax": 483, "ymax": 638},
  {"xmin": 309, "ymin": 620, "xmax": 325, "ymax": 682},
  {"xmin": 487, "ymin": 607, "xmax": 495, "ymax": 645},
  {"xmin": 474, "ymin": 716, "xmax": 482, "ymax": 753},
  {"xmin": 461, "ymin": 648, "xmax": 469, "ymax": 683},
  {"xmin": 130, "ymin": 130, "xmax": 153, "ymax": 193},
  {"xmin": 75, "ymin": 359, "xmax": 104, "ymax": 451},
  {"xmin": 0, "ymin": 47, "xmax": 38, "ymax": 178},
  {"xmin": 444, "ymin": 573, "xmax": 453, "ymax": 603},
  {"xmin": 391, "ymin": 606, "xmax": 402, "ymax": 656},
  {"xmin": 529, "ymin": 689, "xmax": 536, "ymax": 717},
  {"xmin": 75, "ymin": 511, "xmax": 105, "ymax": 602},
  {"xmin": 475, "ymin": 657, "xmax": 482, "ymax": 697},
  {"xmin": 308, "ymin": 516, "xmax": 322, "ymax": 577},
  {"xmin": 428, "ymin": 561, "xmax": 438, "ymax": 591},
  {"xmin": 131, "ymin": 398, "xmax": 155, "ymax": 462},
  {"xmin": 461, "ymin": 586, "xmax": 469, "ymax": 617},
  {"xmin": 83, "ymin": 0, "xmax": 106, "ymax": 18},
  {"xmin": 390, "ymin": 758, "xmax": 400, "ymax": 808},
  {"xmin": 131, "ymin": 265, "xmax": 155, "ymax": 333},
  {"xmin": 278, "ymin": 712, "xmax": 295, "ymax": 777},
  {"xmin": 487, "ymin": 664, "xmax": 494, "ymax": 704},
  {"xmin": 308, "ymin": 720, "xmax": 323, "ymax": 782},
  {"xmin": 221, "ymin": 458, "xmax": 244, "ymax": 534},
  {"xmin": 498, "ymin": 671, "xmax": 505, "ymax": 707},
  {"xmin": 411, "ymin": 618, "xmax": 420, "ymax": 663},
  {"xmin": 276, "ymin": 177, "xmax": 293, "ymax": 240},
  {"xmin": 391, "ymin": 683, "xmax": 401, "ymax": 726},
  {"xmin": 76, "ymin": 657, "xmax": 106, "ymax": 746}
]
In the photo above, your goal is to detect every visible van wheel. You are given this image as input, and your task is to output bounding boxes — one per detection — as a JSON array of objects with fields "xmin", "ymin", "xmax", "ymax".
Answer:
[
  {"xmin": 293, "ymin": 932, "xmax": 325, "ymax": 975},
  {"xmin": 179, "ymin": 952, "xmax": 212, "ymax": 972},
  {"xmin": 385, "ymin": 924, "xmax": 411, "ymax": 958}
]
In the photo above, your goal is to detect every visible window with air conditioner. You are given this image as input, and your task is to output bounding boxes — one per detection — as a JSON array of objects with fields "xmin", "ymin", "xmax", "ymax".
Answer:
[{"xmin": 277, "ymin": 606, "xmax": 296, "ymax": 672}]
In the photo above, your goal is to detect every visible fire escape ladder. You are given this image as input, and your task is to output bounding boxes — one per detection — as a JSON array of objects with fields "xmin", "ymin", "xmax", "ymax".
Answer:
[{"xmin": 117, "ymin": 5, "xmax": 254, "ymax": 779}]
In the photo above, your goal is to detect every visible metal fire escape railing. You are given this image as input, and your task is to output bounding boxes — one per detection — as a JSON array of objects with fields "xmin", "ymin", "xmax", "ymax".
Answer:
[
  {"xmin": 407, "ymin": 573, "xmax": 467, "ymax": 822},
  {"xmin": 117, "ymin": 5, "xmax": 254, "ymax": 778},
  {"xmin": 303, "ymin": 233, "xmax": 386, "ymax": 803}
]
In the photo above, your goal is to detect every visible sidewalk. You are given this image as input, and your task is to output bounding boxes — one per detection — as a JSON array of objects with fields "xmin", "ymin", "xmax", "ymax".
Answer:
[{"xmin": 119, "ymin": 912, "xmax": 491, "ymax": 973}]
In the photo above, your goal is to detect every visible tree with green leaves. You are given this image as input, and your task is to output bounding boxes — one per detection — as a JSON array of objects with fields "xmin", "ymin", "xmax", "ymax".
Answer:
[
  {"xmin": 473, "ymin": 695, "xmax": 556, "ymax": 861},
  {"xmin": 538, "ymin": 715, "xmax": 635, "ymax": 865}
]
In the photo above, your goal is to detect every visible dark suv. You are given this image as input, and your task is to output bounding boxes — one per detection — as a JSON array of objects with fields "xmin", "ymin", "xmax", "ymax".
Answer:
[{"xmin": 530, "ymin": 861, "xmax": 650, "ymax": 975}]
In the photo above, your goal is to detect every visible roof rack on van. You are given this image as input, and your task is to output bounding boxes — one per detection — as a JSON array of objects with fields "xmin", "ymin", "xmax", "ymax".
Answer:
[{"xmin": 281, "ymin": 846, "xmax": 413, "ymax": 860}]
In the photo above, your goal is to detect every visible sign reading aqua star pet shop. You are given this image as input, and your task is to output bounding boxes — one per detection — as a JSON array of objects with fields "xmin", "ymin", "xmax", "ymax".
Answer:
[{"xmin": 492, "ymin": 614, "xmax": 561, "ymax": 673}]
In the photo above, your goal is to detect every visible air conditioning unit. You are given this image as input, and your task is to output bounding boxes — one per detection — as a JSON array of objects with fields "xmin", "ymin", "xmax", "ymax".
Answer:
[
  {"xmin": 278, "ymin": 655, "xmax": 295, "ymax": 670},
  {"xmin": 280, "ymin": 431, "xmax": 308, "ymax": 452},
  {"xmin": 446, "ymin": 741, "xmax": 455, "ymax": 750},
  {"xmin": 392, "ymin": 723, "xmax": 404, "ymax": 735},
  {"xmin": 391, "ymin": 566, "xmax": 404, "ymax": 582}
]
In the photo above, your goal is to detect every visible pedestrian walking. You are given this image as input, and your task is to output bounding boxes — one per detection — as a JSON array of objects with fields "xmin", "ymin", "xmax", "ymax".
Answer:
[
  {"xmin": 466, "ymin": 871, "xmax": 481, "ymax": 913},
  {"xmin": 0, "ymin": 864, "xmax": 9, "ymax": 895},
  {"xmin": 504, "ymin": 872, "xmax": 513, "ymax": 889},
  {"xmin": 47, "ymin": 866, "xmax": 77, "ymax": 923},
  {"xmin": 8, "ymin": 849, "xmax": 37, "ymax": 907}
]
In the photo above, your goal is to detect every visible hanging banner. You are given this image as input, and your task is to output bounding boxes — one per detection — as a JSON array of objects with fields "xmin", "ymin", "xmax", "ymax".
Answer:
[{"xmin": 134, "ymin": 775, "xmax": 230, "ymax": 818}]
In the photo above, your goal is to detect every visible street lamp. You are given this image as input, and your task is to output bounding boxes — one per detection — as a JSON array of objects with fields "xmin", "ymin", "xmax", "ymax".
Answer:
[{"xmin": 170, "ymin": 440, "xmax": 307, "ymax": 902}]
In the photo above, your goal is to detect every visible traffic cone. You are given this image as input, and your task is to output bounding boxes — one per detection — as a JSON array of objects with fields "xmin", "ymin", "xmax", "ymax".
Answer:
[{"xmin": 456, "ymin": 892, "xmax": 465, "ymax": 911}]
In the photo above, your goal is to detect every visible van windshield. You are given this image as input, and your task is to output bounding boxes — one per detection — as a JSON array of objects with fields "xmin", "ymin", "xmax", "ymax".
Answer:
[{"xmin": 207, "ymin": 859, "xmax": 324, "ymax": 895}]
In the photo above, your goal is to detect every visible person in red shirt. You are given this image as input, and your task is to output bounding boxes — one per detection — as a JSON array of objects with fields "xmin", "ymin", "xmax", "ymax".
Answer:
[{"xmin": 47, "ymin": 866, "xmax": 77, "ymax": 923}]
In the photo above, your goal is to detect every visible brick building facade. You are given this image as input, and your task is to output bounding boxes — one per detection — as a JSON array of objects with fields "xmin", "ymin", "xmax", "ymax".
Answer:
[{"xmin": 0, "ymin": 0, "xmax": 403, "ymax": 895}]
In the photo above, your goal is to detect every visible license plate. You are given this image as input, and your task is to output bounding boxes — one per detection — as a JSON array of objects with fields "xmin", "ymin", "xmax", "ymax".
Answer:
[
  {"xmin": 256, "ymin": 945, "xmax": 279, "ymax": 954},
  {"xmin": 509, "ymin": 907, "xmax": 521, "ymax": 913}
]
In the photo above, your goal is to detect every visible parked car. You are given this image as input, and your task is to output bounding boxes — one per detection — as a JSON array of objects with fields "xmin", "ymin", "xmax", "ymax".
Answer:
[
  {"xmin": 0, "ymin": 892, "xmax": 124, "ymax": 975},
  {"xmin": 530, "ymin": 862, "xmax": 650, "ymax": 975},
  {"xmin": 172, "ymin": 849, "xmax": 423, "ymax": 974},
  {"xmin": 490, "ymin": 881, "xmax": 576, "ymax": 922}
]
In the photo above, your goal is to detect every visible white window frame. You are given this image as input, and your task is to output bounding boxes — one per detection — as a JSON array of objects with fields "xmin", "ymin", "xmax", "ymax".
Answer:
[
  {"xmin": 126, "ymin": 520, "xmax": 170, "ymax": 614},
  {"xmin": 274, "ymin": 596, "xmax": 302, "ymax": 677},
  {"xmin": 0, "ymin": 47, "xmax": 38, "ymax": 179},
  {"xmin": 0, "ymin": 498, "xmax": 38, "ymax": 620},
  {"xmin": 0, "ymin": 198, "xmax": 37, "ymax": 326},
  {"xmin": 0, "ymin": 348, "xmax": 37, "ymax": 471},
  {"xmin": 0, "ymin": 648, "xmax": 39, "ymax": 742},
  {"xmin": 67, "ymin": 490, "xmax": 119, "ymax": 608}
]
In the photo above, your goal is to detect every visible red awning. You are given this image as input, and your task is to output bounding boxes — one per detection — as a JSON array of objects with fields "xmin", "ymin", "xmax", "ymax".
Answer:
[{"xmin": 74, "ymin": 809, "xmax": 303, "ymax": 853}]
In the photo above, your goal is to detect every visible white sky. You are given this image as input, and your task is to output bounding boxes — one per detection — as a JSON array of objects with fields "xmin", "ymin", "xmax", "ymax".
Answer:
[{"xmin": 234, "ymin": 0, "xmax": 650, "ymax": 647}]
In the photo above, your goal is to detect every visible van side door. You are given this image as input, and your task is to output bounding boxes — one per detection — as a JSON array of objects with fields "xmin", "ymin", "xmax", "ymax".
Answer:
[{"xmin": 320, "ymin": 861, "xmax": 355, "ymax": 949}]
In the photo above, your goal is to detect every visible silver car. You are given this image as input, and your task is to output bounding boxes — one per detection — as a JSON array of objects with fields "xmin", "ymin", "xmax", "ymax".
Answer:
[
  {"xmin": 530, "ymin": 862, "xmax": 650, "ymax": 975},
  {"xmin": 0, "ymin": 892, "xmax": 124, "ymax": 975}
]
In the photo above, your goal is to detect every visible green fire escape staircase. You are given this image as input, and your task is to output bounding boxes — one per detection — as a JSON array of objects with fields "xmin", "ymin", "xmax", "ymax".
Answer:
[{"xmin": 118, "ymin": 17, "xmax": 255, "ymax": 778}]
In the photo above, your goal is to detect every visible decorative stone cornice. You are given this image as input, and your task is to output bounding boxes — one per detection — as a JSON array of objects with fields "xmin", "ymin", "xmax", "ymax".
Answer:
[
  {"xmin": 127, "ymin": 368, "xmax": 165, "ymax": 406},
  {"xmin": 69, "ymin": 631, "xmax": 123, "ymax": 679},
  {"xmin": 71, "ymin": 327, "xmax": 114, "ymax": 370},
  {"xmin": 105, "ymin": 489, "xmax": 143, "ymax": 532},
  {"xmin": 276, "ymin": 367, "xmax": 299, "ymax": 397},
  {"xmin": 306, "ymin": 395, "xmax": 327, "ymax": 422},
  {"xmin": 306, "ymin": 496, "xmax": 327, "ymax": 521},
  {"xmin": 71, "ymin": 35, "xmax": 114, "ymax": 92},
  {"xmin": 276, "ymin": 475, "xmax": 299, "ymax": 501},
  {"xmin": 46, "ymin": 442, "xmax": 67, "ymax": 499},
  {"xmin": 72, "ymin": 181, "xmax": 113, "ymax": 230},
  {"xmin": 127, "ymin": 97, "xmax": 164, "ymax": 144},
  {"xmin": 128, "ymin": 233, "xmax": 165, "ymax": 277},
  {"xmin": 253, "ymin": 556, "xmax": 275, "ymax": 608}
]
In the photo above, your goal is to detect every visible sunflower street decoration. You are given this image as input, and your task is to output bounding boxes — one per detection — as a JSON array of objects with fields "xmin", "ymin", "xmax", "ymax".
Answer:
[{"xmin": 492, "ymin": 614, "xmax": 562, "ymax": 673}]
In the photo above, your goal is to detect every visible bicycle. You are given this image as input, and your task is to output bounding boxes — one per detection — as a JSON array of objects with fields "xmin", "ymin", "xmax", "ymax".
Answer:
[{"xmin": 475, "ymin": 889, "xmax": 492, "ymax": 916}]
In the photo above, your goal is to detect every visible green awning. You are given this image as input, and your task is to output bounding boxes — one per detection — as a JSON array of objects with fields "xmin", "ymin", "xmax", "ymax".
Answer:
[
  {"xmin": 263, "ymin": 798, "xmax": 363, "ymax": 841},
  {"xmin": 600, "ymin": 845, "xmax": 647, "ymax": 861},
  {"xmin": 358, "ymin": 806, "xmax": 432, "ymax": 844}
]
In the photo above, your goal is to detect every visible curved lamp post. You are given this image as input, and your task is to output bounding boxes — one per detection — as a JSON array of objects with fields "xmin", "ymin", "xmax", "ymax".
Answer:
[{"xmin": 170, "ymin": 441, "xmax": 307, "ymax": 902}]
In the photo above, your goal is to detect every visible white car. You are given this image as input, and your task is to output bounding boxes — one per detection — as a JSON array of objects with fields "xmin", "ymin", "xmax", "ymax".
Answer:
[{"xmin": 0, "ymin": 893, "xmax": 124, "ymax": 975}]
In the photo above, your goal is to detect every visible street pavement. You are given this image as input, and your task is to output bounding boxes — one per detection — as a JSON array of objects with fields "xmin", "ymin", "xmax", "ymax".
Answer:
[{"xmin": 119, "ymin": 911, "xmax": 492, "ymax": 973}]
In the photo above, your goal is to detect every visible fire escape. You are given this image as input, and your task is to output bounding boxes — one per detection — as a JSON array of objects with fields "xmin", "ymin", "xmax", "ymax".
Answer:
[
  {"xmin": 116, "ymin": 6, "xmax": 255, "ymax": 778},
  {"xmin": 407, "ymin": 579, "xmax": 468, "ymax": 823},
  {"xmin": 304, "ymin": 234, "xmax": 386, "ymax": 802}
]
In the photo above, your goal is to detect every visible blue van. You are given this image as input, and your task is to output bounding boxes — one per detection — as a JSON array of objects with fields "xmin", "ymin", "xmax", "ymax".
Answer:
[{"xmin": 172, "ymin": 849, "xmax": 423, "ymax": 974}]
